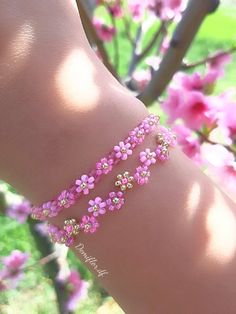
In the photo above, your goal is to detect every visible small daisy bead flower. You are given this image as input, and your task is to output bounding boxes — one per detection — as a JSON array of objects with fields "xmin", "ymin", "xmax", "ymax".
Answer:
[
  {"xmin": 31, "ymin": 206, "xmax": 44, "ymax": 220},
  {"xmin": 63, "ymin": 218, "xmax": 80, "ymax": 236},
  {"xmin": 96, "ymin": 157, "xmax": 113, "ymax": 176},
  {"xmin": 140, "ymin": 149, "xmax": 157, "ymax": 166},
  {"xmin": 80, "ymin": 215, "xmax": 99, "ymax": 233},
  {"xmin": 57, "ymin": 189, "xmax": 76, "ymax": 208},
  {"xmin": 142, "ymin": 115, "xmax": 159, "ymax": 134},
  {"xmin": 156, "ymin": 126, "xmax": 177, "ymax": 148},
  {"xmin": 76, "ymin": 175, "xmax": 95, "ymax": 195},
  {"xmin": 129, "ymin": 127, "xmax": 145, "ymax": 147},
  {"xmin": 114, "ymin": 141, "xmax": 132, "ymax": 160},
  {"xmin": 88, "ymin": 197, "xmax": 106, "ymax": 217},
  {"xmin": 134, "ymin": 166, "xmax": 151, "ymax": 185},
  {"xmin": 155, "ymin": 145, "xmax": 169, "ymax": 161},
  {"xmin": 47, "ymin": 223, "xmax": 68, "ymax": 244},
  {"xmin": 42, "ymin": 201, "xmax": 58, "ymax": 218},
  {"xmin": 106, "ymin": 191, "xmax": 125, "ymax": 211}
]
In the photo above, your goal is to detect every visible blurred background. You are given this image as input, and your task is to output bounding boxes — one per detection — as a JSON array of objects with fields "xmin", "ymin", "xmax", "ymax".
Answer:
[{"xmin": 0, "ymin": 1, "xmax": 236, "ymax": 313}]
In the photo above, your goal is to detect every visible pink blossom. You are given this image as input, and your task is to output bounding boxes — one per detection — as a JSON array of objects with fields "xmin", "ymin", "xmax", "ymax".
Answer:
[
  {"xmin": 173, "ymin": 125, "xmax": 201, "ymax": 163},
  {"xmin": 181, "ymin": 91, "xmax": 218, "ymax": 129},
  {"xmin": 132, "ymin": 69, "xmax": 151, "ymax": 91},
  {"xmin": 65, "ymin": 270, "xmax": 89, "ymax": 311},
  {"xmin": 88, "ymin": 197, "xmax": 106, "ymax": 217},
  {"xmin": 34, "ymin": 222, "xmax": 48, "ymax": 237},
  {"xmin": 6, "ymin": 200, "xmax": 31, "ymax": 223},
  {"xmin": 76, "ymin": 175, "xmax": 95, "ymax": 195},
  {"xmin": 107, "ymin": 1, "xmax": 123, "ymax": 17},
  {"xmin": 114, "ymin": 141, "xmax": 132, "ymax": 160},
  {"xmin": 172, "ymin": 71, "xmax": 217, "ymax": 92},
  {"xmin": 80, "ymin": 215, "xmax": 99, "ymax": 233},
  {"xmin": 161, "ymin": 87, "xmax": 184, "ymax": 124},
  {"xmin": 148, "ymin": 0, "xmax": 186, "ymax": 21},
  {"xmin": 1, "ymin": 250, "xmax": 29, "ymax": 288},
  {"xmin": 93, "ymin": 17, "xmax": 116, "ymax": 42},
  {"xmin": 162, "ymin": 89, "xmax": 219, "ymax": 130},
  {"xmin": 219, "ymin": 100, "xmax": 236, "ymax": 138},
  {"xmin": 128, "ymin": 0, "xmax": 146, "ymax": 20},
  {"xmin": 201, "ymin": 144, "xmax": 236, "ymax": 199},
  {"xmin": 209, "ymin": 51, "xmax": 232, "ymax": 74}
]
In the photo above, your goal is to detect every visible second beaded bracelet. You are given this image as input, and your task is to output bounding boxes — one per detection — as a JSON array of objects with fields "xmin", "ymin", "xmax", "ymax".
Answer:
[{"xmin": 46, "ymin": 126, "xmax": 177, "ymax": 247}]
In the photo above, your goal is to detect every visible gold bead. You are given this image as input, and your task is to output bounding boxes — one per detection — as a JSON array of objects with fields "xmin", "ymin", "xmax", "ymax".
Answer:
[
  {"xmin": 137, "ymin": 130, "xmax": 143, "ymax": 138},
  {"xmin": 128, "ymin": 176, "xmax": 134, "ymax": 182},
  {"xmin": 60, "ymin": 237, "xmax": 66, "ymax": 243},
  {"xmin": 102, "ymin": 162, "xmax": 109, "ymax": 169},
  {"xmin": 115, "ymin": 180, "xmax": 121, "ymax": 186},
  {"xmin": 127, "ymin": 183, "xmax": 133, "ymax": 189},
  {"xmin": 85, "ymin": 223, "xmax": 91, "ymax": 230},
  {"xmin": 93, "ymin": 205, "xmax": 98, "ymax": 211},
  {"xmin": 156, "ymin": 133, "xmax": 164, "ymax": 144},
  {"xmin": 43, "ymin": 209, "xmax": 50, "ymax": 216},
  {"xmin": 121, "ymin": 185, "xmax": 127, "ymax": 191},
  {"xmin": 112, "ymin": 197, "xmax": 119, "ymax": 204},
  {"xmin": 60, "ymin": 199, "xmax": 67, "ymax": 206},
  {"xmin": 117, "ymin": 174, "xmax": 123, "ymax": 180},
  {"xmin": 124, "ymin": 171, "xmax": 129, "ymax": 178}
]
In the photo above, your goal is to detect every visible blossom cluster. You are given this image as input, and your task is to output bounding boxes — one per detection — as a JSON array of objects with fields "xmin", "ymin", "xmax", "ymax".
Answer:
[
  {"xmin": 160, "ymin": 53, "xmax": 236, "ymax": 199},
  {"xmin": 0, "ymin": 250, "xmax": 29, "ymax": 291},
  {"xmin": 92, "ymin": 0, "xmax": 186, "ymax": 42}
]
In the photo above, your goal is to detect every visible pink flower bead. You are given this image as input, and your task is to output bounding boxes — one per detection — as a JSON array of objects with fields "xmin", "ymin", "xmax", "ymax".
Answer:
[
  {"xmin": 155, "ymin": 146, "xmax": 169, "ymax": 162},
  {"xmin": 139, "ymin": 149, "xmax": 157, "ymax": 166},
  {"xmin": 129, "ymin": 127, "xmax": 145, "ymax": 146},
  {"xmin": 58, "ymin": 189, "xmax": 76, "ymax": 208},
  {"xmin": 96, "ymin": 157, "xmax": 113, "ymax": 176},
  {"xmin": 88, "ymin": 197, "xmax": 106, "ymax": 217},
  {"xmin": 142, "ymin": 115, "xmax": 159, "ymax": 134},
  {"xmin": 76, "ymin": 175, "xmax": 95, "ymax": 195},
  {"xmin": 80, "ymin": 215, "xmax": 99, "ymax": 233},
  {"xmin": 106, "ymin": 191, "xmax": 124, "ymax": 211},
  {"xmin": 65, "ymin": 236, "xmax": 75, "ymax": 247},
  {"xmin": 113, "ymin": 141, "xmax": 132, "ymax": 160},
  {"xmin": 47, "ymin": 224, "xmax": 67, "ymax": 244},
  {"xmin": 42, "ymin": 201, "xmax": 58, "ymax": 218},
  {"xmin": 158, "ymin": 125, "xmax": 177, "ymax": 148},
  {"xmin": 134, "ymin": 166, "xmax": 151, "ymax": 185}
]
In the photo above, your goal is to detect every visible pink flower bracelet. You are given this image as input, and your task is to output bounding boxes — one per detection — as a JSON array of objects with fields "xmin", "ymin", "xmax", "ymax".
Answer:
[
  {"xmin": 31, "ymin": 114, "xmax": 160, "ymax": 221},
  {"xmin": 46, "ymin": 126, "xmax": 177, "ymax": 247}
]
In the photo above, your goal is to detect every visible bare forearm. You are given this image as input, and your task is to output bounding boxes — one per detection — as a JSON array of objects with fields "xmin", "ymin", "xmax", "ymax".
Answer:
[{"xmin": 1, "ymin": 2, "xmax": 236, "ymax": 314}]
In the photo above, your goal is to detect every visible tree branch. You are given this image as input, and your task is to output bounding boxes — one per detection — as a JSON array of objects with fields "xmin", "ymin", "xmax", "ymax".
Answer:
[
  {"xmin": 138, "ymin": 0, "xmax": 220, "ymax": 106},
  {"xmin": 181, "ymin": 46, "xmax": 236, "ymax": 69},
  {"xmin": 127, "ymin": 25, "xmax": 143, "ymax": 77},
  {"xmin": 197, "ymin": 131, "xmax": 236, "ymax": 156},
  {"xmin": 106, "ymin": 5, "xmax": 120, "ymax": 72},
  {"xmin": 76, "ymin": 0, "xmax": 119, "ymax": 79},
  {"xmin": 139, "ymin": 21, "xmax": 166, "ymax": 60}
]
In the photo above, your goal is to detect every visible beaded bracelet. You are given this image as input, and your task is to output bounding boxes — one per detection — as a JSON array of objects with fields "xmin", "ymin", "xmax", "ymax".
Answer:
[
  {"xmin": 46, "ymin": 126, "xmax": 177, "ymax": 247},
  {"xmin": 31, "ymin": 114, "xmax": 160, "ymax": 221}
]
